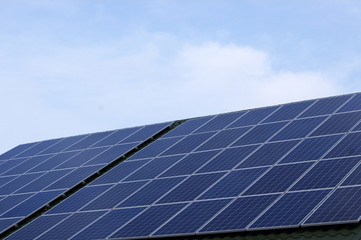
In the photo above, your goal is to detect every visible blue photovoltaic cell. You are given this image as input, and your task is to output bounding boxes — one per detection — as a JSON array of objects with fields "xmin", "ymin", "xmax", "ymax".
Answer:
[
  {"xmin": 109, "ymin": 203, "xmax": 186, "ymax": 239},
  {"xmin": 83, "ymin": 181, "xmax": 147, "ymax": 211},
  {"xmin": 291, "ymin": 157, "xmax": 361, "ymax": 191},
  {"xmin": 4, "ymin": 155, "xmax": 54, "ymax": 176},
  {"xmin": 6, "ymin": 214, "xmax": 70, "ymax": 240},
  {"xmin": 160, "ymin": 150, "xmax": 220, "ymax": 177},
  {"xmin": 337, "ymin": 93, "xmax": 361, "ymax": 113},
  {"xmin": 194, "ymin": 112, "xmax": 245, "ymax": 133},
  {"xmin": 354, "ymin": 121, "xmax": 361, "ymax": 131},
  {"xmin": 119, "ymin": 177, "xmax": 185, "ymax": 207},
  {"xmin": 237, "ymin": 140, "xmax": 299, "ymax": 168},
  {"xmin": 128, "ymin": 137, "xmax": 182, "ymax": 160},
  {"xmin": 2, "ymin": 190, "xmax": 62, "ymax": 218},
  {"xmin": 72, "ymin": 208, "xmax": 145, "ymax": 240},
  {"xmin": 281, "ymin": 135, "xmax": 342, "ymax": 163},
  {"xmin": 227, "ymin": 106, "xmax": 278, "ymax": 128},
  {"xmin": 250, "ymin": 190, "xmax": 330, "ymax": 229},
  {"xmin": 271, "ymin": 116, "xmax": 326, "ymax": 141},
  {"xmin": 0, "ymin": 172, "xmax": 43, "ymax": 195},
  {"xmin": 55, "ymin": 147, "xmax": 108, "ymax": 169},
  {"xmin": 161, "ymin": 132, "xmax": 216, "ymax": 156},
  {"xmin": 0, "ymin": 142, "xmax": 37, "ymax": 160},
  {"xmin": 15, "ymin": 169, "xmax": 73, "ymax": 194},
  {"xmin": 311, "ymin": 111, "xmax": 361, "ymax": 136},
  {"xmin": 199, "ymin": 168, "xmax": 268, "ymax": 199},
  {"xmin": 28, "ymin": 151, "xmax": 81, "ymax": 173},
  {"xmin": 120, "ymin": 122, "xmax": 171, "ymax": 143},
  {"xmin": 84, "ymin": 143, "xmax": 138, "ymax": 166},
  {"xmin": 342, "ymin": 163, "xmax": 361, "ymax": 186},
  {"xmin": 157, "ymin": 173, "xmax": 225, "ymax": 204},
  {"xmin": 300, "ymin": 95, "xmax": 352, "ymax": 118},
  {"xmin": 232, "ymin": 122, "xmax": 287, "ymax": 146},
  {"xmin": 195, "ymin": 127, "xmax": 251, "ymax": 151},
  {"xmin": 92, "ymin": 127, "xmax": 142, "ymax": 147},
  {"xmin": 162, "ymin": 116, "xmax": 214, "ymax": 138},
  {"xmin": 45, "ymin": 165, "xmax": 102, "ymax": 190},
  {"xmin": 154, "ymin": 199, "xmax": 231, "ymax": 236},
  {"xmin": 304, "ymin": 186, "xmax": 361, "ymax": 224},
  {"xmin": 15, "ymin": 138, "xmax": 62, "ymax": 158},
  {"xmin": 48, "ymin": 185, "xmax": 112, "ymax": 214},
  {"xmin": 65, "ymin": 131, "xmax": 115, "ymax": 151},
  {"xmin": 37, "ymin": 211, "xmax": 106, "ymax": 240},
  {"xmin": 197, "ymin": 145, "xmax": 259, "ymax": 173},
  {"xmin": 263, "ymin": 101, "xmax": 314, "ymax": 123},
  {"xmin": 0, "ymin": 158, "xmax": 30, "ymax": 175},
  {"xmin": 326, "ymin": 132, "xmax": 361, "ymax": 158},
  {"xmin": 0, "ymin": 193, "xmax": 33, "ymax": 216},
  {"xmin": 0, "ymin": 218, "xmax": 21, "ymax": 233},
  {"xmin": 244, "ymin": 162, "xmax": 312, "ymax": 195},
  {"xmin": 39, "ymin": 135, "xmax": 87, "ymax": 155},
  {"xmin": 199, "ymin": 194, "xmax": 280, "ymax": 233},
  {"xmin": 124, "ymin": 155, "xmax": 184, "ymax": 181},
  {"xmin": 0, "ymin": 176, "xmax": 16, "ymax": 188},
  {"xmin": 90, "ymin": 159, "xmax": 150, "ymax": 185}
]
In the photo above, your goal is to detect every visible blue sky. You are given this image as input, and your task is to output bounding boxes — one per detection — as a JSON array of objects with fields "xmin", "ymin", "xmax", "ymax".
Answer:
[{"xmin": 1, "ymin": 0, "xmax": 361, "ymax": 153}]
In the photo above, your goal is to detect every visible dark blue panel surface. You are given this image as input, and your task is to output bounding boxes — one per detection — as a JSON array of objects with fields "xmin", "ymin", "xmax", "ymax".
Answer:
[
  {"xmin": 197, "ymin": 145, "xmax": 259, "ymax": 173},
  {"xmin": 0, "ymin": 172, "xmax": 43, "ymax": 195},
  {"xmin": 110, "ymin": 203, "xmax": 186, "ymax": 239},
  {"xmin": 65, "ymin": 131, "xmax": 115, "ymax": 151},
  {"xmin": 37, "ymin": 211, "xmax": 106, "ymax": 240},
  {"xmin": 250, "ymin": 190, "xmax": 330, "ymax": 229},
  {"xmin": 263, "ymin": 101, "xmax": 314, "ymax": 123},
  {"xmin": 15, "ymin": 169, "xmax": 73, "ymax": 194},
  {"xmin": 83, "ymin": 181, "xmax": 147, "ymax": 211},
  {"xmin": 154, "ymin": 199, "xmax": 230, "ymax": 236},
  {"xmin": 194, "ymin": 112, "xmax": 245, "ymax": 133},
  {"xmin": 157, "ymin": 173, "xmax": 225, "ymax": 204},
  {"xmin": 72, "ymin": 208, "xmax": 145, "ymax": 240},
  {"xmin": 120, "ymin": 122, "xmax": 171, "ymax": 143},
  {"xmin": 281, "ymin": 135, "xmax": 342, "ymax": 163},
  {"xmin": 45, "ymin": 165, "xmax": 102, "ymax": 190},
  {"xmin": 227, "ymin": 106, "xmax": 278, "ymax": 128},
  {"xmin": 196, "ymin": 127, "xmax": 251, "ymax": 151},
  {"xmin": 0, "ymin": 218, "xmax": 21, "ymax": 233},
  {"xmin": 39, "ymin": 135, "xmax": 87, "ymax": 155},
  {"xmin": 160, "ymin": 150, "xmax": 220, "ymax": 177},
  {"xmin": 28, "ymin": 151, "xmax": 80, "ymax": 173},
  {"xmin": 6, "ymin": 214, "xmax": 69, "ymax": 240},
  {"xmin": 199, "ymin": 194, "xmax": 279, "ymax": 233},
  {"xmin": 0, "ymin": 158, "xmax": 30, "ymax": 175},
  {"xmin": 244, "ymin": 162, "xmax": 312, "ymax": 195},
  {"xmin": 92, "ymin": 127, "xmax": 142, "ymax": 147},
  {"xmin": 128, "ymin": 137, "xmax": 182, "ymax": 160},
  {"xmin": 326, "ymin": 132, "xmax": 361, "ymax": 158},
  {"xmin": 337, "ymin": 93, "xmax": 361, "ymax": 112},
  {"xmin": 237, "ymin": 140, "xmax": 299, "ymax": 168},
  {"xmin": 55, "ymin": 147, "xmax": 108, "ymax": 169},
  {"xmin": 304, "ymin": 186, "xmax": 361, "ymax": 224},
  {"xmin": 15, "ymin": 138, "xmax": 62, "ymax": 158},
  {"xmin": 90, "ymin": 159, "xmax": 150, "ymax": 185},
  {"xmin": 291, "ymin": 157, "xmax": 361, "ymax": 191},
  {"xmin": 0, "ymin": 142, "xmax": 37, "ymax": 160},
  {"xmin": 84, "ymin": 143, "xmax": 138, "ymax": 166},
  {"xmin": 48, "ymin": 185, "xmax": 112, "ymax": 214},
  {"xmin": 161, "ymin": 132, "xmax": 216, "ymax": 156},
  {"xmin": 232, "ymin": 122, "xmax": 287, "ymax": 146},
  {"xmin": 0, "ymin": 193, "xmax": 33, "ymax": 216},
  {"xmin": 300, "ymin": 95, "xmax": 352, "ymax": 118},
  {"xmin": 271, "ymin": 117, "xmax": 325, "ymax": 141},
  {"xmin": 342, "ymin": 163, "xmax": 361, "ymax": 186},
  {"xmin": 2, "ymin": 190, "xmax": 62, "ymax": 218},
  {"xmin": 119, "ymin": 177, "xmax": 185, "ymax": 207},
  {"xmin": 354, "ymin": 121, "xmax": 361, "ymax": 131},
  {"xmin": 0, "ymin": 176, "xmax": 16, "ymax": 188},
  {"xmin": 311, "ymin": 111, "xmax": 361, "ymax": 136},
  {"xmin": 4, "ymin": 155, "xmax": 53, "ymax": 176},
  {"xmin": 124, "ymin": 155, "xmax": 183, "ymax": 181},
  {"xmin": 163, "ymin": 116, "xmax": 213, "ymax": 138},
  {"xmin": 199, "ymin": 168, "xmax": 268, "ymax": 199}
]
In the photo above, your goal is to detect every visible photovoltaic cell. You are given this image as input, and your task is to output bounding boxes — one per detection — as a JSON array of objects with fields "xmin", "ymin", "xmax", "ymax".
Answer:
[
  {"xmin": 39, "ymin": 135, "xmax": 87, "ymax": 155},
  {"xmin": 0, "ymin": 142, "xmax": 38, "ymax": 160},
  {"xmin": 4, "ymin": 155, "xmax": 54, "ymax": 176},
  {"xmin": 342, "ymin": 163, "xmax": 361, "ymax": 186},
  {"xmin": 263, "ymin": 100, "xmax": 314, "ymax": 123},
  {"xmin": 194, "ymin": 111, "xmax": 245, "ymax": 133},
  {"xmin": 0, "ymin": 172, "xmax": 43, "ymax": 195},
  {"xmin": 338, "ymin": 94, "xmax": 361, "ymax": 112},
  {"xmin": 15, "ymin": 139, "xmax": 62, "ymax": 158},
  {"xmin": 353, "ymin": 121, "xmax": 361, "ymax": 131},
  {"xmin": 227, "ymin": 106, "xmax": 278, "ymax": 128},
  {"xmin": 300, "ymin": 95, "xmax": 352, "ymax": 118},
  {"xmin": 0, "ymin": 193, "xmax": 33, "ymax": 216},
  {"xmin": 162, "ymin": 116, "xmax": 213, "ymax": 138},
  {"xmin": 120, "ymin": 122, "xmax": 171, "ymax": 143},
  {"xmin": 0, "ymin": 158, "xmax": 27, "ymax": 175},
  {"xmin": 0, "ymin": 218, "xmax": 22, "ymax": 233},
  {"xmin": 326, "ymin": 132, "xmax": 361, "ymax": 158},
  {"xmin": 65, "ymin": 131, "xmax": 115, "ymax": 151},
  {"xmin": 28, "ymin": 151, "xmax": 81, "ymax": 173},
  {"xmin": 55, "ymin": 147, "xmax": 108, "ymax": 169},
  {"xmin": 92, "ymin": 127, "xmax": 142, "ymax": 147}
]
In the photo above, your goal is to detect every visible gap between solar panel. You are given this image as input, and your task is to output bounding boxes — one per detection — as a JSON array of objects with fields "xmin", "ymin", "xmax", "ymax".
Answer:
[{"xmin": 0, "ymin": 120, "xmax": 186, "ymax": 240}]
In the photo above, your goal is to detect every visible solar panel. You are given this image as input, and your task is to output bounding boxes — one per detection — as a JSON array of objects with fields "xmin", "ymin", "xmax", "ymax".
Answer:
[{"xmin": 4, "ymin": 92, "xmax": 361, "ymax": 239}]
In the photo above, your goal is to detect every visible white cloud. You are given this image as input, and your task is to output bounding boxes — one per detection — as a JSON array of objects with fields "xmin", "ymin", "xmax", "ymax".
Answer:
[{"xmin": 0, "ymin": 36, "xmax": 347, "ymax": 154}]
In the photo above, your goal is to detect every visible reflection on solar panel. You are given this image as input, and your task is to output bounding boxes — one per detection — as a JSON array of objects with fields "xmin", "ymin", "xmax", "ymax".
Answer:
[{"xmin": 3, "ymin": 92, "xmax": 361, "ymax": 240}]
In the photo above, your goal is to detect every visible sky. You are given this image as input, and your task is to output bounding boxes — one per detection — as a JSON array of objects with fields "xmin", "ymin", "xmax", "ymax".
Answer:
[{"xmin": 1, "ymin": 0, "xmax": 361, "ymax": 153}]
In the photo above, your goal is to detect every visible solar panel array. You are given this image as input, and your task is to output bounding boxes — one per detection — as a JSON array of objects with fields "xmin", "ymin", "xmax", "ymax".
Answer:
[
  {"xmin": 0, "ymin": 122, "xmax": 172, "ymax": 236},
  {"xmin": 3, "ymin": 93, "xmax": 361, "ymax": 239}
]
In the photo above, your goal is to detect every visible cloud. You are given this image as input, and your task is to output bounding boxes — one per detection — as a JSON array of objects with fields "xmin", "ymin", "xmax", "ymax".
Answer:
[{"xmin": 0, "ymin": 35, "xmax": 347, "ymax": 154}]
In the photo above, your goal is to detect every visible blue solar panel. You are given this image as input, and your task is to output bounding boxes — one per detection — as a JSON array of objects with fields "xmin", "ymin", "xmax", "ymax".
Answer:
[
  {"xmin": 0, "ymin": 172, "xmax": 43, "ymax": 195},
  {"xmin": 0, "ymin": 218, "xmax": 22, "ymax": 234},
  {"xmin": 39, "ymin": 135, "xmax": 87, "ymax": 155},
  {"xmin": 250, "ymin": 190, "xmax": 330, "ymax": 229},
  {"xmin": 227, "ymin": 106, "xmax": 279, "ymax": 128},
  {"xmin": 27, "ymin": 151, "xmax": 80, "ymax": 173},
  {"xmin": 300, "ymin": 95, "xmax": 352, "ymax": 118},
  {"xmin": 0, "ymin": 158, "xmax": 31, "ymax": 175},
  {"xmin": 15, "ymin": 139, "xmax": 62, "ymax": 158},
  {"xmin": 55, "ymin": 147, "xmax": 108, "ymax": 169},
  {"xmin": 353, "ymin": 121, "xmax": 361, "ymax": 131},
  {"xmin": 304, "ymin": 186, "xmax": 361, "ymax": 225},
  {"xmin": 0, "ymin": 142, "xmax": 38, "ymax": 160},
  {"xmin": 120, "ymin": 122, "xmax": 171, "ymax": 143},
  {"xmin": 92, "ymin": 126, "xmax": 142, "ymax": 147},
  {"xmin": 65, "ymin": 131, "xmax": 115, "ymax": 151},
  {"xmin": 4, "ymin": 155, "xmax": 54, "ymax": 175},
  {"xmin": 326, "ymin": 132, "xmax": 361, "ymax": 158},
  {"xmin": 0, "ymin": 176, "xmax": 16, "ymax": 188},
  {"xmin": 163, "ymin": 116, "xmax": 213, "ymax": 138},
  {"xmin": 263, "ymin": 100, "xmax": 314, "ymax": 123},
  {"xmin": 338, "ymin": 93, "xmax": 361, "ymax": 113},
  {"xmin": 0, "ymin": 193, "xmax": 33, "ymax": 216},
  {"xmin": 194, "ymin": 111, "xmax": 246, "ymax": 133},
  {"xmin": 154, "ymin": 199, "xmax": 231, "ymax": 236},
  {"xmin": 342, "ymin": 163, "xmax": 361, "ymax": 186}
]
